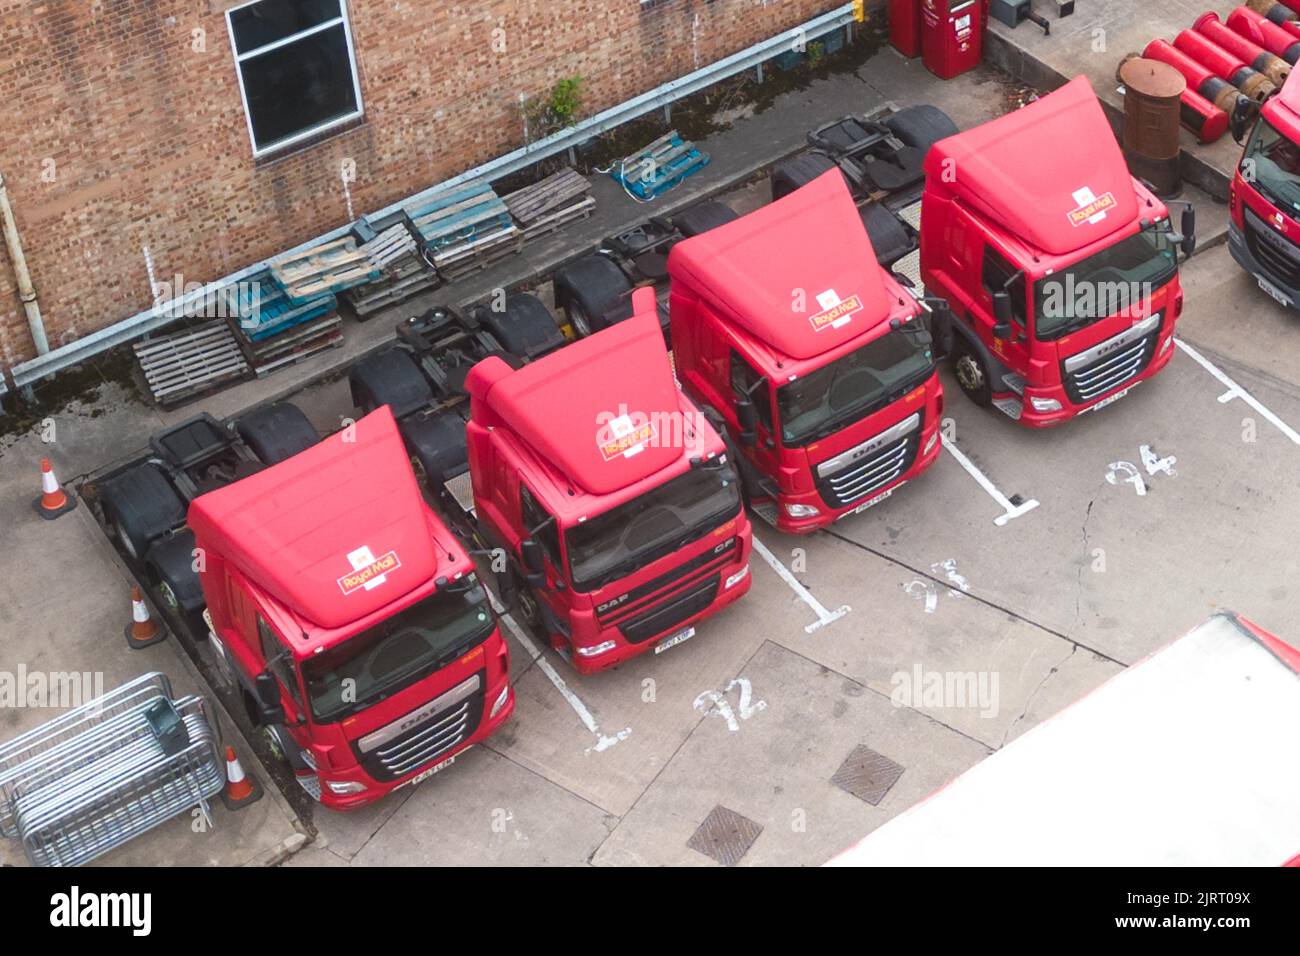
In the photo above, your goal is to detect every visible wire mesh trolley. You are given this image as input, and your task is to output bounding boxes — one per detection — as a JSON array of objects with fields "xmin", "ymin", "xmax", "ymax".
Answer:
[{"xmin": 0, "ymin": 672, "xmax": 225, "ymax": 866}]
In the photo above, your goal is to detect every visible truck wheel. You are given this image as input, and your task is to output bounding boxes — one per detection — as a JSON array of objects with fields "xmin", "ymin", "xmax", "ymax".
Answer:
[
  {"xmin": 771, "ymin": 153, "xmax": 838, "ymax": 201},
  {"xmin": 885, "ymin": 105, "xmax": 958, "ymax": 158},
  {"xmin": 673, "ymin": 201, "xmax": 738, "ymax": 238},
  {"xmin": 952, "ymin": 338, "xmax": 993, "ymax": 407},
  {"xmin": 236, "ymin": 402, "xmax": 319, "ymax": 465},
  {"xmin": 349, "ymin": 348, "xmax": 432, "ymax": 418},
  {"xmin": 553, "ymin": 255, "xmax": 632, "ymax": 337},
  {"xmin": 100, "ymin": 463, "xmax": 187, "ymax": 562},
  {"xmin": 474, "ymin": 292, "xmax": 565, "ymax": 360}
]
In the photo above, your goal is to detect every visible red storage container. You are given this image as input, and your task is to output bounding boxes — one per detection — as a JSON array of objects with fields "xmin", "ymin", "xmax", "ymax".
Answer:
[
  {"xmin": 890, "ymin": 0, "xmax": 923, "ymax": 57},
  {"xmin": 920, "ymin": 0, "xmax": 986, "ymax": 80}
]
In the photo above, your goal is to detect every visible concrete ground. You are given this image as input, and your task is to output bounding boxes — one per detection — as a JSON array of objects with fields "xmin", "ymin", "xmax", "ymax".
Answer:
[{"xmin": 4, "ymin": 30, "xmax": 1295, "ymax": 867}]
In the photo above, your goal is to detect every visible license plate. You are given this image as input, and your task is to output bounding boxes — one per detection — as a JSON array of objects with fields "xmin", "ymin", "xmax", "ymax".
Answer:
[
  {"xmin": 655, "ymin": 626, "xmax": 696, "ymax": 654},
  {"xmin": 405, "ymin": 755, "xmax": 457, "ymax": 787},
  {"xmin": 846, "ymin": 486, "xmax": 896, "ymax": 517},
  {"xmin": 1257, "ymin": 275, "xmax": 1291, "ymax": 307},
  {"xmin": 1086, "ymin": 386, "xmax": 1131, "ymax": 413}
]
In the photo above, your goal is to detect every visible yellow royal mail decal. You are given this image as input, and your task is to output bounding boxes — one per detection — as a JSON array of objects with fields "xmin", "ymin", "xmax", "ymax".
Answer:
[
  {"xmin": 809, "ymin": 294, "xmax": 863, "ymax": 333},
  {"xmin": 598, "ymin": 420, "xmax": 657, "ymax": 461},
  {"xmin": 337, "ymin": 550, "xmax": 401, "ymax": 596},
  {"xmin": 1067, "ymin": 191, "xmax": 1117, "ymax": 227}
]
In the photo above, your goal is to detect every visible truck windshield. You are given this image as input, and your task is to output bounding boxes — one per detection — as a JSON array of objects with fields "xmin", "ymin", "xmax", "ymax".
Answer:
[
  {"xmin": 1241, "ymin": 117, "xmax": 1300, "ymax": 220},
  {"xmin": 1033, "ymin": 221, "xmax": 1177, "ymax": 341},
  {"xmin": 301, "ymin": 575, "xmax": 495, "ymax": 723},
  {"xmin": 566, "ymin": 463, "xmax": 742, "ymax": 592},
  {"xmin": 777, "ymin": 328, "xmax": 933, "ymax": 447}
]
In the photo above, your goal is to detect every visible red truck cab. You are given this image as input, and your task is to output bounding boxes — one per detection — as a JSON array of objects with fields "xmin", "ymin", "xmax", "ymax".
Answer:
[
  {"xmin": 1229, "ymin": 67, "xmax": 1300, "ymax": 309},
  {"xmin": 463, "ymin": 289, "xmax": 753, "ymax": 673},
  {"xmin": 189, "ymin": 407, "xmax": 513, "ymax": 809},
  {"xmin": 922, "ymin": 76, "xmax": 1191, "ymax": 426},
  {"xmin": 667, "ymin": 170, "xmax": 945, "ymax": 534}
]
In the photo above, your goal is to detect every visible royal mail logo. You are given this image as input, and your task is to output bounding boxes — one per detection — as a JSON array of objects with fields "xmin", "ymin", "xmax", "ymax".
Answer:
[
  {"xmin": 1067, "ymin": 187, "xmax": 1116, "ymax": 227},
  {"xmin": 338, "ymin": 545, "xmax": 401, "ymax": 596},
  {"xmin": 809, "ymin": 290, "xmax": 863, "ymax": 333},
  {"xmin": 598, "ymin": 413, "xmax": 657, "ymax": 461}
]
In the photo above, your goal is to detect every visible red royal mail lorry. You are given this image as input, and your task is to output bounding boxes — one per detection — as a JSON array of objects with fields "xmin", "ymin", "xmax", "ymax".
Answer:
[
  {"xmin": 460, "ymin": 288, "xmax": 753, "ymax": 671},
  {"xmin": 920, "ymin": 76, "xmax": 1195, "ymax": 424},
  {"xmin": 1228, "ymin": 66, "xmax": 1300, "ymax": 310},
  {"xmin": 99, "ymin": 405, "xmax": 513, "ymax": 809},
  {"xmin": 666, "ymin": 170, "xmax": 952, "ymax": 533}
]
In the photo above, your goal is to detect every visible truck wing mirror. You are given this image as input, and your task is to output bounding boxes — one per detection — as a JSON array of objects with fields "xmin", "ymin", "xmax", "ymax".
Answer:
[
  {"xmin": 1230, "ymin": 98, "xmax": 1257, "ymax": 146},
  {"xmin": 991, "ymin": 291, "xmax": 1013, "ymax": 340},
  {"xmin": 1180, "ymin": 206, "xmax": 1197, "ymax": 258},
  {"xmin": 520, "ymin": 538, "xmax": 545, "ymax": 576},
  {"xmin": 924, "ymin": 298, "xmax": 955, "ymax": 358},
  {"xmin": 254, "ymin": 672, "xmax": 286, "ymax": 727},
  {"xmin": 735, "ymin": 396, "xmax": 759, "ymax": 448}
]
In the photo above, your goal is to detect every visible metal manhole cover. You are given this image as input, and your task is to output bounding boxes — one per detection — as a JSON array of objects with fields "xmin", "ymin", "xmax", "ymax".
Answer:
[
  {"xmin": 687, "ymin": 804, "xmax": 763, "ymax": 866},
  {"xmin": 832, "ymin": 744, "xmax": 905, "ymax": 806}
]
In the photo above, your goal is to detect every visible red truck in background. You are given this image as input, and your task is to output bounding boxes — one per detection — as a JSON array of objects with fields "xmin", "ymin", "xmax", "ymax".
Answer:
[
  {"xmin": 97, "ymin": 405, "xmax": 513, "ymax": 809},
  {"xmin": 1229, "ymin": 66, "xmax": 1300, "ymax": 310},
  {"xmin": 667, "ymin": 171, "xmax": 950, "ymax": 533},
  {"xmin": 828, "ymin": 612, "xmax": 1300, "ymax": 866},
  {"xmin": 919, "ymin": 77, "xmax": 1195, "ymax": 425},
  {"xmin": 348, "ymin": 287, "xmax": 752, "ymax": 673}
]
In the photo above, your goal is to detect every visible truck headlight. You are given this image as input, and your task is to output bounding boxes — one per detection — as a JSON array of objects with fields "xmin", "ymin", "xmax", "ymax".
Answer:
[
  {"xmin": 724, "ymin": 564, "xmax": 750, "ymax": 589},
  {"xmin": 490, "ymin": 683, "xmax": 511, "ymax": 719},
  {"xmin": 1030, "ymin": 396, "xmax": 1062, "ymax": 412},
  {"xmin": 325, "ymin": 780, "xmax": 367, "ymax": 795},
  {"xmin": 575, "ymin": 640, "xmax": 617, "ymax": 657},
  {"xmin": 784, "ymin": 503, "xmax": 820, "ymax": 519}
]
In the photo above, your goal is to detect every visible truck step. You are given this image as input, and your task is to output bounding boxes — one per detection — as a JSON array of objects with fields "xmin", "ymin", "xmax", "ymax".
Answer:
[
  {"xmin": 1001, "ymin": 372, "xmax": 1026, "ymax": 395},
  {"xmin": 992, "ymin": 395, "xmax": 1024, "ymax": 421}
]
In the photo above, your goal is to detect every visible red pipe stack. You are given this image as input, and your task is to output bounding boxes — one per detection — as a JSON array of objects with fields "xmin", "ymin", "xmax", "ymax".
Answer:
[
  {"xmin": 1227, "ymin": 5, "xmax": 1300, "ymax": 65},
  {"xmin": 1195, "ymin": 11, "xmax": 1291, "ymax": 86}
]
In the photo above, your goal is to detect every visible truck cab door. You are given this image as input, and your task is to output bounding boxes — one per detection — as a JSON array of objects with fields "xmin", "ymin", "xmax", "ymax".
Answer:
[
  {"xmin": 728, "ymin": 351, "xmax": 781, "ymax": 489},
  {"xmin": 977, "ymin": 245, "xmax": 1032, "ymax": 380}
]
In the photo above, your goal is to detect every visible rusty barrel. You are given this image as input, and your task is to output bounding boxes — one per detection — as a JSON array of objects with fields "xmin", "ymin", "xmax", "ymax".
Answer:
[{"xmin": 1120, "ymin": 57, "xmax": 1186, "ymax": 196}]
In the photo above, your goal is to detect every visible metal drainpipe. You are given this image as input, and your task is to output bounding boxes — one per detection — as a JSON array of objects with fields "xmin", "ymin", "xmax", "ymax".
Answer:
[{"xmin": 0, "ymin": 170, "xmax": 50, "ymax": 356}]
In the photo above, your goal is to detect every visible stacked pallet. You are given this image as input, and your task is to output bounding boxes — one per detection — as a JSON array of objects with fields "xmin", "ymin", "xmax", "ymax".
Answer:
[
  {"xmin": 224, "ymin": 270, "xmax": 343, "ymax": 377},
  {"xmin": 609, "ymin": 130, "xmax": 710, "ymax": 201},
  {"xmin": 502, "ymin": 168, "xmax": 596, "ymax": 241},
  {"xmin": 133, "ymin": 320, "xmax": 250, "ymax": 408},
  {"xmin": 343, "ymin": 220, "xmax": 439, "ymax": 319},
  {"xmin": 268, "ymin": 236, "xmax": 381, "ymax": 305},
  {"xmin": 404, "ymin": 181, "xmax": 522, "ymax": 281}
]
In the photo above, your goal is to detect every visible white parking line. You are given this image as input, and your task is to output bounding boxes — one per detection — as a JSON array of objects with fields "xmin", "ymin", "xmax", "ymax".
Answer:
[
  {"xmin": 488, "ymin": 592, "xmax": 631, "ymax": 754},
  {"xmin": 942, "ymin": 437, "xmax": 1040, "ymax": 525},
  {"xmin": 750, "ymin": 536, "xmax": 850, "ymax": 633},
  {"xmin": 1175, "ymin": 338, "xmax": 1300, "ymax": 446}
]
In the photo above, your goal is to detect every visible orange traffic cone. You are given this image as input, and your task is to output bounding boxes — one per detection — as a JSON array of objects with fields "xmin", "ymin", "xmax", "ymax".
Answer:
[
  {"xmin": 33, "ymin": 458, "xmax": 77, "ymax": 519},
  {"xmin": 124, "ymin": 585, "xmax": 167, "ymax": 649},
  {"xmin": 221, "ymin": 745, "xmax": 263, "ymax": 810}
]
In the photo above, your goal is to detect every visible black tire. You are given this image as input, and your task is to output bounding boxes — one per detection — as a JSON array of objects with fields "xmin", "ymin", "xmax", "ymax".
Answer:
[
  {"xmin": 673, "ymin": 201, "xmax": 738, "ymax": 238},
  {"xmin": 349, "ymin": 348, "xmax": 432, "ymax": 418},
  {"xmin": 100, "ymin": 463, "xmax": 186, "ymax": 562},
  {"xmin": 552, "ymin": 255, "xmax": 633, "ymax": 337},
  {"xmin": 771, "ymin": 152, "xmax": 839, "ymax": 201},
  {"xmin": 474, "ymin": 292, "xmax": 565, "ymax": 360},
  {"xmin": 144, "ymin": 530, "xmax": 204, "ymax": 615},
  {"xmin": 859, "ymin": 202, "xmax": 913, "ymax": 267},
  {"xmin": 236, "ymin": 402, "xmax": 319, "ymax": 465},
  {"xmin": 952, "ymin": 336, "xmax": 993, "ymax": 407},
  {"xmin": 884, "ymin": 105, "xmax": 958, "ymax": 159}
]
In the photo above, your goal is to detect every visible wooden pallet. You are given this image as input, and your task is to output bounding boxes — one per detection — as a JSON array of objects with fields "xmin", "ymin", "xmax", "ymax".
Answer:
[
  {"xmin": 223, "ymin": 271, "xmax": 338, "ymax": 343},
  {"xmin": 228, "ymin": 310, "xmax": 344, "ymax": 377},
  {"xmin": 502, "ymin": 168, "xmax": 595, "ymax": 241},
  {"xmin": 133, "ymin": 320, "xmax": 250, "ymax": 408},
  {"xmin": 269, "ymin": 236, "xmax": 381, "ymax": 305},
  {"xmin": 404, "ymin": 180, "xmax": 521, "ymax": 277},
  {"xmin": 610, "ymin": 130, "xmax": 710, "ymax": 201},
  {"xmin": 342, "ymin": 224, "xmax": 440, "ymax": 317}
]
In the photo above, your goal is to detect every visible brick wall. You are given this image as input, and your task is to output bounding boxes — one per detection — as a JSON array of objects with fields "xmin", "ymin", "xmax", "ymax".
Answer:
[{"xmin": 0, "ymin": 0, "xmax": 847, "ymax": 366}]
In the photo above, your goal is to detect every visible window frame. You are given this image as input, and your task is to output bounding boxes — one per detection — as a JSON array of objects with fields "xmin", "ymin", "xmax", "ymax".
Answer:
[
  {"xmin": 257, "ymin": 614, "xmax": 304, "ymax": 708},
  {"xmin": 224, "ymin": 0, "xmax": 365, "ymax": 159},
  {"xmin": 520, "ymin": 483, "xmax": 561, "ymax": 567},
  {"xmin": 980, "ymin": 243, "xmax": 1028, "ymax": 328}
]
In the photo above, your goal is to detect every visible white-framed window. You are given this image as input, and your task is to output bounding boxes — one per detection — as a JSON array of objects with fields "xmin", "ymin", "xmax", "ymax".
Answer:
[{"xmin": 225, "ymin": 0, "xmax": 364, "ymax": 158}]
